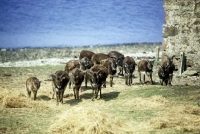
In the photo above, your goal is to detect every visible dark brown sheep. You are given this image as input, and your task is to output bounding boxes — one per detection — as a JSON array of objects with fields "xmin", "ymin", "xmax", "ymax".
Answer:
[
  {"xmin": 158, "ymin": 65, "xmax": 169, "ymax": 85},
  {"xmin": 64, "ymin": 60, "xmax": 80, "ymax": 74},
  {"xmin": 50, "ymin": 70, "xmax": 69, "ymax": 105},
  {"xmin": 69, "ymin": 68, "xmax": 84, "ymax": 99},
  {"xmin": 123, "ymin": 56, "xmax": 136, "ymax": 86},
  {"xmin": 108, "ymin": 51, "xmax": 124, "ymax": 76},
  {"xmin": 91, "ymin": 53, "xmax": 109, "ymax": 65},
  {"xmin": 26, "ymin": 77, "xmax": 41, "ymax": 100},
  {"xmin": 64, "ymin": 59, "xmax": 80, "ymax": 89},
  {"xmin": 79, "ymin": 50, "xmax": 95, "ymax": 60},
  {"xmin": 86, "ymin": 65, "xmax": 108, "ymax": 100},
  {"xmin": 158, "ymin": 55, "xmax": 175, "ymax": 86},
  {"xmin": 79, "ymin": 50, "xmax": 95, "ymax": 71},
  {"xmin": 79, "ymin": 57, "xmax": 94, "ymax": 88},
  {"xmin": 138, "ymin": 59, "xmax": 154, "ymax": 84},
  {"xmin": 79, "ymin": 57, "xmax": 93, "ymax": 71},
  {"xmin": 100, "ymin": 58, "xmax": 117, "ymax": 87}
]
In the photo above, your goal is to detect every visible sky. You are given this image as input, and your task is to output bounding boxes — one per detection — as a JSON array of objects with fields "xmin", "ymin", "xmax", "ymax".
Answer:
[{"xmin": 0, "ymin": 0, "xmax": 164, "ymax": 48}]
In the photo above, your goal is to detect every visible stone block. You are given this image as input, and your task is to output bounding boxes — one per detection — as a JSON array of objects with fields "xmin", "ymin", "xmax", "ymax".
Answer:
[
  {"xmin": 182, "ymin": 70, "xmax": 198, "ymax": 76},
  {"xmin": 180, "ymin": 37, "xmax": 190, "ymax": 46},
  {"xmin": 164, "ymin": 11, "xmax": 169, "ymax": 23},
  {"xmin": 194, "ymin": 13, "xmax": 200, "ymax": 18},
  {"xmin": 193, "ymin": 18, "xmax": 200, "ymax": 25},
  {"xmin": 162, "ymin": 25, "xmax": 179, "ymax": 38},
  {"xmin": 163, "ymin": 0, "xmax": 179, "ymax": 10},
  {"xmin": 179, "ymin": 1, "xmax": 195, "ymax": 11},
  {"xmin": 193, "ymin": 26, "xmax": 200, "ymax": 34},
  {"xmin": 162, "ymin": 38, "xmax": 168, "ymax": 51}
]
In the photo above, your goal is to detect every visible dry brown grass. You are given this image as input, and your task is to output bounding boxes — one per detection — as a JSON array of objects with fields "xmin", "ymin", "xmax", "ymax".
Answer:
[
  {"xmin": 124, "ymin": 95, "xmax": 168, "ymax": 109},
  {"xmin": 0, "ymin": 88, "xmax": 49, "ymax": 109},
  {"xmin": 149, "ymin": 105, "xmax": 200, "ymax": 132},
  {"xmin": 49, "ymin": 106, "xmax": 133, "ymax": 134}
]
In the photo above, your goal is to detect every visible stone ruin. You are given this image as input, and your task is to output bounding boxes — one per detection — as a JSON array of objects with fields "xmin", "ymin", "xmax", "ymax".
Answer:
[{"xmin": 162, "ymin": 0, "xmax": 200, "ymax": 74}]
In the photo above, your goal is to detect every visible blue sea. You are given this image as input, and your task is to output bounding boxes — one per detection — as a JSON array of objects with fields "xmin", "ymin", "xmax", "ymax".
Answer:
[{"xmin": 0, "ymin": 0, "xmax": 164, "ymax": 48}]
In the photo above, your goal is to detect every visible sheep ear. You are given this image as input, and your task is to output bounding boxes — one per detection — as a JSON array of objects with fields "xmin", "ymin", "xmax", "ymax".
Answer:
[
  {"xmin": 97, "ymin": 70, "xmax": 101, "ymax": 74},
  {"xmin": 50, "ymin": 74, "xmax": 56, "ymax": 79}
]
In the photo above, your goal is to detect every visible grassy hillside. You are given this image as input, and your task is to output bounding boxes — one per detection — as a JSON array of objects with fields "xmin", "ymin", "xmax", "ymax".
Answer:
[{"xmin": 0, "ymin": 65, "xmax": 200, "ymax": 134}]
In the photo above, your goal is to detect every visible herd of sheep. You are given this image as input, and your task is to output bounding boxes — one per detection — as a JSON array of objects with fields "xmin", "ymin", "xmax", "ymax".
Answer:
[{"xmin": 26, "ymin": 50, "xmax": 175, "ymax": 105}]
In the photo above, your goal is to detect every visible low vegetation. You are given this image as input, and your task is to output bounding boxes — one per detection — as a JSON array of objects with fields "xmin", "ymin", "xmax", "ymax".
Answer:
[{"xmin": 0, "ymin": 65, "xmax": 200, "ymax": 134}]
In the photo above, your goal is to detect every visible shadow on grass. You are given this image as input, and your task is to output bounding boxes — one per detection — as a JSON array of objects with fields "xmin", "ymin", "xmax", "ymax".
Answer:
[
  {"xmin": 80, "ymin": 85, "xmax": 93, "ymax": 92},
  {"xmin": 37, "ymin": 95, "xmax": 51, "ymax": 101},
  {"xmin": 78, "ymin": 86, "xmax": 121, "ymax": 101},
  {"xmin": 65, "ymin": 98, "xmax": 82, "ymax": 106},
  {"xmin": 134, "ymin": 80, "xmax": 161, "ymax": 86},
  {"xmin": 80, "ymin": 93, "xmax": 93, "ymax": 100},
  {"xmin": 103, "ymin": 91, "xmax": 120, "ymax": 101}
]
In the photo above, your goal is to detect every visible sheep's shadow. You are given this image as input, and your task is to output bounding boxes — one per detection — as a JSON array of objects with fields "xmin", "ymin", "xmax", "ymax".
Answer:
[
  {"xmin": 79, "ymin": 86, "xmax": 120, "ymax": 101},
  {"xmin": 103, "ymin": 91, "xmax": 120, "ymax": 101},
  {"xmin": 37, "ymin": 95, "xmax": 51, "ymax": 101},
  {"xmin": 65, "ymin": 98, "xmax": 82, "ymax": 106},
  {"xmin": 135, "ymin": 80, "xmax": 160, "ymax": 85}
]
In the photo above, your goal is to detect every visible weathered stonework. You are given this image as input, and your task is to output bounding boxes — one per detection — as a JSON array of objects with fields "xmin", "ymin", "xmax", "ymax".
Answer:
[{"xmin": 163, "ymin": 0, "xmax": 200, "ymax": 70}]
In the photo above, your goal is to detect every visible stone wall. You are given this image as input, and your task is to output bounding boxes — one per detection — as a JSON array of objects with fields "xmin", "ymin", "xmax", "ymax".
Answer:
[{"xmin": 163, "ymin": 0, "xmax": 200, "ymax": 70}]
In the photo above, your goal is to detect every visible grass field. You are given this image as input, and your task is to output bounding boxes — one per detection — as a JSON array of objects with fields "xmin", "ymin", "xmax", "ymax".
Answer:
[{"xmin": 0, "ymin": 65, "xmax": 200, "ymax": 134}]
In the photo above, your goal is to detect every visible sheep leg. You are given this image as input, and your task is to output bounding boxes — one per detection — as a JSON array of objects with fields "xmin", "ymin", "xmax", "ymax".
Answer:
[
  {"xmin": 77, "ymin": 88, "xmax": 80, "ymax": 99},
  {"xmin": 56, "ymin": 92, "xmax": 59, "ymax": 105},
  {"xmin": 125, "ymin": 74, "xmax": 128, "ymax": 85},
  {"xmin": 68, "ymin": 81, "xmax": 71, "ymax": 89},
  {"xmin": 110, "ymin": 76, "xmax": 113, "ymax": 87},
  {"xmin": 168, "ymin": 74, "xmax": 173, "ymax": 86},
  {"xmin": 84, "ymin": 72, "xmax": 87, "ymax": 88},
  {"xmin": 52, "ymin": 90, "xmax": 55, "ymax": 99},
  {"xmin": 52, "ymin": 84, "xmax": 55, "ymax": 99},
  {"xmin": 33, "ymin": 91, "xmax": 37, "ymax": 101},
  {"xmin": 143, "ymin": 74, "xmax": 145, "ymax": 84},
  {"xmin": 118, "ymin": 66, "xmax": 123, "ymax": 76},
  {"xmin": 61, "ymin": 90, "xmax": 64, "ymax": 103},
  {"xmin": 149, "ymin": 74, "xmax": 153, "ymax": 84},
  {"xmin": 130, "ymin": 75, "xmax": 133, "ymax": 85},
  {"xmin": 59, "ymin": 92, "xmax": 61, "ymax": 103},
  {"xmin": 95, "ymin": 88, "xmax": 98, "ymax": 99},
  {"xmin": 99, "ymin": 87, "xmax": 102, "ymax": 99},
  {"xmin": 27, "ymin": 90, "xmax": 31, "ymax": 98},
  {"xmin": 160, "ymin": 79, "xmax": 163, "ymax": 85},
  {"xmin": 139, "ymin": 72, "xmax": 142, "ymax": 84},
  {"xmin": 73, "ymin": 87, "xmax": 76, "ymax": 99},
  {"xmin": 121, "ymin": 67, "xmax": 124, "ymax": 76},
  {"xmin": 92, "ymin": 87, "xmax": 98, "ymax": 100}
]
